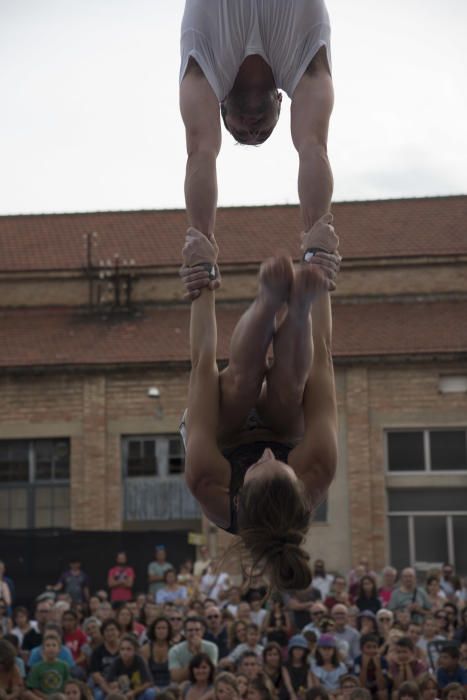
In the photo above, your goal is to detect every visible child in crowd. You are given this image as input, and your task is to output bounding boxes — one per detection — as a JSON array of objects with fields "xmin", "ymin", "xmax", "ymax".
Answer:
[
  {"xmin": 310, "ymin": 635, "xmax": 348, "ymax": 692},
  {"xmin": 389, "ymin": 638, "xmax": 426, "ymax": 699},
  {"xmin": 106, "ymin": 635, "xmax": 155, "ymax": 700},
  {"xmin": 436, "ymin": 646, "xmax": 467, "ymax": 689},
  {"xmin": 397, "ymin": 682, "xmax": 420, "ymax": 700},
  {"xmin": 282, "ymin": 635, "xmax": 313, "ymax": 700},
  {"xmin": 228, "ymin": 623, "xmax": 263, "ymax": 664},
  {"xmin": 441, "ymin": 684, "xmax": 466, "ymax": 700},
  {"xmin": 352, "ymin": 634, "xmax": 389, "ymax": 700},
  {"xmin": 24, "ymin": 634, "xmax": 70, "ymax": 699},
  {"xmin": 416, "ymin": 673, "xmax": 439, "ymax": 700}
]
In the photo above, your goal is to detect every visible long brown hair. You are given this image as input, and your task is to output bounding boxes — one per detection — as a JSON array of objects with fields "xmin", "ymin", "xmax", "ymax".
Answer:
[{"xmin": 237, "ymin": 474, "xmax": 312, "ymax": 591}]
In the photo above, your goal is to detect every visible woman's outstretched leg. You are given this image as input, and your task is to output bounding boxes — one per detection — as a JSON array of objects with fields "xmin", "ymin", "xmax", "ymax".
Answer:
[{"xmin": 218, "ymin": 256, "xmax": 294, "ymax": 438}]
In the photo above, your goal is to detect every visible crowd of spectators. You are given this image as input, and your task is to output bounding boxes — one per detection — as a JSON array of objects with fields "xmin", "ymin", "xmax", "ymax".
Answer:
[{"xmin": 1, "ymin": 548, "xmax": 467, "ymax": 700}]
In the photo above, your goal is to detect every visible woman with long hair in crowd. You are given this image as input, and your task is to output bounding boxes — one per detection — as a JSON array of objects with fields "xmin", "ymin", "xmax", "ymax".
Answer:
[
  {"xmin": 141, "ymin": 617, "xmax": 172, "ymax": 692},
  {"xmin": 425, "ymin": 576, "xmax": 446, "ymax": 613},
  {"xmin": 180, "ymin": 653, "xmax": 215, "ymax": 700},
  {"xmin": 64, "ymin": 679, "xmax": 93, "ymax": 700},
  {"xmin": 247, "ymin": 674, "xmax": 278, "ymax": 700},
  {"xmin": 236, "ymin": 674, "xmax": 249, "ymax": 700},
  {"xmin": 355, "ymin": 576, "xmax": 381, "ymax": 615},
  {"xmin": 181, "ymin": 220, "xmax": 340, "ymax": 591},
  {"xmin": 228, "ymin": 620, "xmax": 248, "ymax": 651},
  {"xmin": 282, "ymin": 635, "xmax": 313, "ymax": 700},
  {"xmin": 417, "ymin": 673, "xmax": 440, "ymax": 700},
  {"xmin": 115, "ymin": 605, "xmax": 145, "ymax": 642},
  {"xmin": 310, "ymin": 635, "xmax": 347, "ymax": 692},
  {"xmin": 262, "ymin": 642, "xmax": 285, "ymax": 694},
  {"xmin": 214, "ymin": 673, "xmax": 239, "ymax": 700},
  {"xmin": 263, "ymin": 596, "xmax": 293, "ymax": 651}
]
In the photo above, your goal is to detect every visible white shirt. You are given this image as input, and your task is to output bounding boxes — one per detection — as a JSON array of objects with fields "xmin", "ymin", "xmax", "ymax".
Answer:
[{"xmin": 180, "ymin": 0, "xmax": 331, "ymax": 100}]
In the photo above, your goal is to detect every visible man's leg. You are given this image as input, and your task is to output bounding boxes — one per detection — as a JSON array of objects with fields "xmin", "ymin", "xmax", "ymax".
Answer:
[
  {"xmin": 256, "ymin": 264, "xmax": 330, "ymax": 437},
  {"xmin": 218, "ymin": 256, "xmax": 294, "ymax": 438}
]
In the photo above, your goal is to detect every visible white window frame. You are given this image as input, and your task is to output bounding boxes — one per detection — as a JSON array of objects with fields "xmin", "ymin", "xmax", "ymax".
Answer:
[{"xmin": 384, "ymin": 427, "xmax": 467, "ymax": 475}]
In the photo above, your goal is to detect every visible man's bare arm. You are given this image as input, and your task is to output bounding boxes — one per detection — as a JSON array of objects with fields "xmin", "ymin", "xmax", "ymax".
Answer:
[
  {"xmin": 291, "ymin": 48, "xmax": 334, "ymax": 230},
  {"xmin": 180, "ymin": 60, "xmax": 221, "ymax": 238}
]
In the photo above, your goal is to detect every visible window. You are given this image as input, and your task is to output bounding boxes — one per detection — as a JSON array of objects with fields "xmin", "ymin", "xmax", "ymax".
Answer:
[
  {"xmin": 0, "ymin": 439, "xmax": 70, "ymax": 529},
  {"xmin": 123, "ymin": 435, "xmax": 185, "ymax": 478},
  {"xmin": 386, "ymin": 429, "xmax": 467, "ymax": 472}
]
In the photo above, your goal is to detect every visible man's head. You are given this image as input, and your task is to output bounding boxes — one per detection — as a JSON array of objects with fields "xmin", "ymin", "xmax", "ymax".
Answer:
[
  {"xmin": 102, "ymin": 619, "xmax": 120, "ymax": 644},
  {"xmin": 220, "ymin": 88, "xmax": 282, "ymax": 145},
  {"xmin": 96, "ymin": 601, "xmax": 113, "ymax": 622},
  {"xmin": 155, "ymin": 545, "xmax": 167, "ymax": 563},
  {"xmin": 442, "ymin": 563, "xmax": 454, "ymax": 581},
  {"xmin": 184, "ymin": 616, "xmax": 205, "ymax": 644},
  {"xmin": 395, "ymin": 637, "xmax": 415, "ymax": 665},
  {"xmin": 246, "ymin": 623, "xmax": 260, "ymax": 647},
  {"xmin": 62, "ymin": 610, "xmax": 78, "ymax": 632},
  {"xmin": 238, "ymin": 650, "xmax": 261, "ymax": 679},
  {"xmin": 116, "ymin": 551, "xmax": 127, "ymax": 566},
  {"xmin": 332, "ymin": 604, "xmax": 348, "ymax": 629},
  {"xmin": 205, "ymin": 606, "xmax": 222, "ymax": 633},
  {"xmin": 438, "ymin": 645, "xmax": 460, "ymax": 671},
  {"xmin": 401, "ymin": 568, "xmax": 416, "ymax": 591},
  {"xmin": 360, "ymin": 634, "xmax": 380, "ymax": 658},
  {"xmin": 69, "ymin": 559, "xmax": 81, "ymax": 571}
]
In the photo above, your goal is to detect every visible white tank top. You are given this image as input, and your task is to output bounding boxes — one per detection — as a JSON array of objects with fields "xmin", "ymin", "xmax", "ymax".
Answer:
[{"xmin": 180, "ymin": 0, "xmax": 331, "ymax": 101}]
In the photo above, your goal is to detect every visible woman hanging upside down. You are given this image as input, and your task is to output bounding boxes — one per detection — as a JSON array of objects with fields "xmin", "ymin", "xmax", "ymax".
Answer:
[{"xmin": 179, "ymin": 216, "xmax": 340, "ymax": 592}]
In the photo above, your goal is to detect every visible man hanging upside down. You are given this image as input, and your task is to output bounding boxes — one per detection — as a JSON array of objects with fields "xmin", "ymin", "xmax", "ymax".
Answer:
[{"xmin": 180, "ymin": 0, "xmax": 334, "ymax": 264}]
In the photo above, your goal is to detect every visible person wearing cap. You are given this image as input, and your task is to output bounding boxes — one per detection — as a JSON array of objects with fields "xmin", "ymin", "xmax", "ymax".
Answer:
[
  {"xmin": 147, "ymin": 546, "xmax": 173, "ymax": 598},
  {"xmin": 310, "ymin": 634, "xmax": 348, "ymax": 690},
  {"xmin": 282, "ymin": 635, "xmax": 314, "ymax": 699},
  {"xmin": 331, "ymin": 605, "xmax": 361, "ymax": 664}
]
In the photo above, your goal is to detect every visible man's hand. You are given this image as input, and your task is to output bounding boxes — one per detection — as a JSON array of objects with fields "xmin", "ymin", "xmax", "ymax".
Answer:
[
  {"xmin": 180, "ymin": 227, "xmax": 221, "ymax": 301},
  {"xmin": 180, "ymin": 264, "xmax": 221, "ymax": 301},
  {"xmin": 309, "ymin": 251, "xmax": 341, "ymax": 291}
]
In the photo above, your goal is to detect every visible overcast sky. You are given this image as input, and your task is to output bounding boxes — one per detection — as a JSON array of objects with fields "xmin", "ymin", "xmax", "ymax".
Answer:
[{"xmin": 1, "ymin": 0, "xmax": 466, "ymax": 216}]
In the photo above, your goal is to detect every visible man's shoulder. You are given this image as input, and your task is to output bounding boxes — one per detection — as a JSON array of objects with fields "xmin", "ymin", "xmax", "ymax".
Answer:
[
  {"xmin": 170, "ymin": 640, "xmax": 187, "ymax": 655},
  {"xmin": 202, "ymin": 639, "xmax": 218, "ymax": 651}
]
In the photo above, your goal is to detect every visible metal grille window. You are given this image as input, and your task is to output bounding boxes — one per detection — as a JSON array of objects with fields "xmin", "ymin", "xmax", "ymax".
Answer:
[
  {"xmin": 0, "ymin": 438, "xmax": 70, "ymax": 529},
  {"xmin": 386, "ymin": 429, "xmax": 467, "ymax": 472}
]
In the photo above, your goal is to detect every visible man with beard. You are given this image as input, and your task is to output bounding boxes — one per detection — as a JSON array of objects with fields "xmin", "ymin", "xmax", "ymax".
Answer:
[{"xmin": 179, "ymin": 0, "xmax": 334, "ymax": 267}]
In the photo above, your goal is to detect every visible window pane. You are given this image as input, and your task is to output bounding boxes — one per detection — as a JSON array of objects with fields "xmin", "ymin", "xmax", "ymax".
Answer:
[
  {"xmin": 10, "ymin": 508, "xmax": 28, "ymax": 529},
  {"xmin": 168, "ymin": 437, "xmax": 184, "ymax": 474},
  {"xmin": 54, "ymin": 441, "xmax": 70, "ymax": 479},
  {"xmin": 430, "ymin": 430, "xmax": 467, "ymax": 471},
  {"xmin": 0, "ymin": 441, "xmax": 29, "ymax": 482},
  {"xmin": 414, "ymin": 516, "xmax": 447, "ymax": 566},
  {"xmin": 388, "ymin": 488, "xmax": 467, "ymax": 512},
  {"xmin": 10, "ymin": 488, "xmax": 27, "ymax": 508},
  {"xmin": 35, "ymin": 509, "xmax": 53, "ymax": 528},
  {"xmin": 53, "ymin": 487, "xmax": 69, "ymax": 507},
  {"xmin": 35, "ymin": 440, "xmax": 53, "ymax": 480},
  {"xmin": 389, "ymin": 516, "xmax": 411, "ymax": 570},
  {"xmin": 453, "ymin": 516, "xmax": 467, "ymax": 575},
  {"xmin": 53, "ymin": 508, "xmax": 70, "ymax": 528},
  {"xmin": 127, "ymin": 439, "xmax": 157, "ymax": 477},
  {"xmin": 387, "ymin": 432, "xmax": 425, "ymax": 471}
]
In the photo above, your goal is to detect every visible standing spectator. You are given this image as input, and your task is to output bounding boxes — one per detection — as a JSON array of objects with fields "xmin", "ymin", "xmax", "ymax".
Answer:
[
  {"xmin": 199, "ymin": 562, "xmax": 231, "ymax": 604},
  {"xmin": 107, "ymin": 553, "xmax": 135, "ymax": 604},
  {"xmin": 24, "ymin": 635, "xmax": 70, "ymax": 699},
  {"xmin": 47, "ymin": 560, "xmax": 90, "ymax": 604},
  {"xmin": 262, "ymin": 642, "xmax": 284, "ymax": 694},
  {"xmin": 424, "ymin": 577, "xmax": 446, "ymax": 613},
  {"xmin": 356, "ymin": 578, "xmax": 382, "ymax": 616},
  {"xmin": 106, "ymin": 635, "xmax": 155, "ymax": 700},
  {"xmin": 0, "ymin": 600, "xmax": 12, "ymax": 636},
  {"xmin": 349, "ymin": 560, "xmax": 378, "ymax": 589},
  {"xmin": 62, "ymin": 611, "xmax": 87, "ymax": 668},
  {"xmin": 0, "ymin": 639, "xmax": 23, "ymax": 699},
  {"xmin": 379, "ymin": 569, "xmax": 398, "ymax": 609},
  {"xmin": 141, "ymin": 617, "xmax": 172, "ymax": 692},
  {"xmin": 325, "ymin": 576, "xmax": 351, "ymax": 611},
  {"xmin": 12, "ymin": 607, "xmax": 38, "ymax": 647},
  {"xmin": 193, "ymin": 546, "xmax": 211, "ymax": 580},
  {"xmin": 148, "ymin": 546, "xmax": 173, "ymax": 598},
  {"xmin": 204, "ymin": 606, "xmax": 229, "ymax": 660},
  {"xmin": 352, "ymin": 633, "xmax": 389, "ymax": 700},
  {"xmin": 89, "ymin": 619, "xmax": 121, "ymax": 700},
  {"xmin": 0, "ymin": 561, "xmax": 13, "ymax": 610},
  {"xmin": 436, "ymin": 646, "xmax": 467, "ymax": 689},
  {"xmin": 332, "ymin": 605, "xmax": 361, "ymax": 664},
  {"xmin": 155, "ymin": 569, "xmax": 188, "ymax": 607},
  {"xmin": 249, "ymin": 593, "xmax": 268, "ymax": 629},
  {"xmin": 388, "ymin": 570, "xmax": 431, "ymax": 625},
  {"xmin": 223, "ymin": 587, "xmax": 242, "ymax": 618},
  {"xmin": 310, "ymin": 635, "xmax": 348, "ymax": 691},
  {"xmin": 312, "ymin": 561, "xmax": 334, "ymax": 600},
  {"xmin": 440, "ymin": 566, "xmax": 460, "ymax": 600}
]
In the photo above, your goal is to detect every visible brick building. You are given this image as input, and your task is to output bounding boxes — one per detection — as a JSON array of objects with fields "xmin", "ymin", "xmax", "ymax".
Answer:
[{"xmin": 1, "ymin": 195, "xmax": 467, "ymax": 576}]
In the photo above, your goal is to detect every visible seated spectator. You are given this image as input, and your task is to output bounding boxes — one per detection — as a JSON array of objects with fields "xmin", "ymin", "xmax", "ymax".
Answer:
[
  {"xmin": 306, "ymin": 689, "xmax": 331, "ymax": 700},
  {"xmin": 88, "ymin": 597, "xmax": 101, "ymax": 618},
  {"xmin": 204, "ymin": 606, "xmax": 229, "ymax": 660},
  {"xmin": 348, "ymin": 566, "xmax": 367, "ymax": 604},
  {"xmin": 358, "ymin": 612, "xmax": 379, "ymax": 637},
  {"xmin": 228, "ymin": 621, "xmax": 247, "ymax": 652},
  {"xmin": 24, "ymin": 635, "xmax": 70, "ymax": 699},
  {"xmin": 242, "ymin": 570, "xmax": 268, "ymax": 605},
  {"xmin": 237, "ymin": 651, "xmax": 261, "ymax": 680},
  {"xmin": 325, "ymin": 576, "xmax": 351, "ymax": 611},
  {"xmin": 285, "ymin": 584, "xmax": 322, "ymax": 632},
  {"xmin": 439, "ymin": 566, "xmax": 460, "ymax": 600},
  {"xmin": 406, "ymin": 623, "xmax": 428, "ymax": 666},
  {"xmin": 460, "ymin": 642, "xmax": 467, "ymax": 670},
  {"xmin": 0, "ymin": 639, "xmax": 24, "ymax": 699},
  {"xmin": 424, "ymin": 577, "xmax": 446, "ymax": 613},
  {"xmin": 168, "ymin": 616, "xmax": 218, "ymax": 684},
  {"xmin": 115, "ymin": 605, "xmax": 145, "ymax": 642},
  {"xmin": 223, "ymin": 587, "xmax": 242, "ymax": 618},
  {"xmin": 388, "ymin": 637, "xmax": 426, "ymax": 696},
  {"xmin": 302, "ymin": 604, "xmax": 328, "ymax": 638},
  {"xmin": 107, "ymin": 552, "xmax": 135, "ymax": 604},
  {"xmin": 12, "ymin": 607, "xmax": 38, "ymax": 647},
  {"xmin": 228, "ymin": 623, "xmax": 263, "ymax": 665},
  {"xmin": 88, "ymin": 618, "xmax": 121, "ymax": 700},
  {"xmin": 247, "ymin": 674, "xmax": 277, "ymax": 700},
  {"xmin": 167, "ymin": 609, "xmax": 185, "ymax": 645},
  {"xmin": 178, "ymin": 560, "xmax": 196, "ymax": 598},
  {"xmin": 456, "ymin": 578, "xmax": 467, "ymax": 608},
  {"xmin": 335, "ymin": 674, "xmax": 360, "ymax": 700},
  {"xmin": 417, "ymin": 617, "xmax": 446, "ymax": 670},
  {"xmin": 155, "ymin": 569, "xmax": 188, "ymax": 607},
  {"xmin": 193, "ymin": 546, "xmax": 211, "ymax": 580},
  {"xmin": 312, "ymin": 561, "xmax": 335, "ymax": 601},
  {"xmin": 356, "ymin": 578, "xmax": 382, "ymax": 616},
  {"xmin": 62, "ymin": 611, "xmax": 87, "ymax": 667},
  {"xmin": 397, "ymin": 681, "xmax": 420, "ymax": 700},
  {"xmin": 349, "ymin": 690, "xmax": 372, "ymax": 700},
  {"xmin": 139, "ymin": 601, "xmax": 159, "ymax": 630},
  {"xmin": 441, "ymin": 684, "xmax": 466, "ymax": 700},
  {"xmin": 310, "ymin": 634, "xmax": 348, "ymax": 691},
  {"xmin": 64, "ymin": 679, "xmax": 93, "ymax": 700},
  {"xmin": 443, "ymin": 604, "xmax": 459, "ymax": 638},
  {"xmin": 262, "ymin": 595, "xmax": 293, "ymax": 650},
  {"xmin": 237, "ymin": 603, "xmax": 253, "ymax": 624},
  {"xmin": 28, "ymin": 628, "xmax": 75, "ymax": 669},
  {"xmin": 416, "ymin": 673, "xmax": 440, "ymax": 700},
  {"xmin": 352, "ymin": 633, "xmax": 389, "ymax": 700},
  {"xmin": 376, "ymin": 610, "xmax": 394, "ymax": 647},
  {"xmin": 179, "ymin": 652, "xmax": 215, "ymax": 700},
  {"xmin": 382, "ymin": 629, "xmax": 405, "ymax": 666},
  {"xmin": 434, "ymin": 612, "xmax": 452, "ymax": 640},
  {"xmin": 95, "ymin": 602, "xmax": 113, "ymax": 624},
  {"xmin": 4, "ymin": 633, "xmax": 26, "ymax": 679},
  {"xmin": 106, "ymin": 635, "xmax": 155, "ymax": 700},
  {"xmin": 388, "ymin": 570, "xmax": 431, "ymax": 625},
  {"xmin": 81, "ymin": 617, "xmax": 103, "ymax": 662},
  {"xmin": 214, "ymin": 672, "xmax": 239, "ymax": 700},
  {"xmin": 249, "ymin": 593, "xmax": 268, "ymax": 629},
  {"xmin": 199, "ymin": 561, "xmax": 231, "ymax": 604},
  {"xmin": 141, "ymin": 617, "xmax": 172, "ymax": 692},
  {"xmin": 379, "ymin": 569, "xmax": 398, "ymax": 609},
  {"xmin": 0, "ymin": 600, "xmax": 12, "ymax": 636},
  {"xmin": 22, "ymin": 602, "xmax": 53, "ymax": 661},
  {"xmin": 282, "ymin": 635, "xmax": 313, "ymax": 699},
  {"xmin": 261, "ymin": 642, "xmax": 284, "ymax": 695},
  {"xmin": 436, "ymin": 645, "xmax": 467, "ymax": 689},
  {"xmin": 332, "ymin": 605, "xmax": 361, "ymax": 665}
]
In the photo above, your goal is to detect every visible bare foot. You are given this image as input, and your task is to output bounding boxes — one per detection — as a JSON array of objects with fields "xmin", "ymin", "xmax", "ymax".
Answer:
[
  {"xmin": 258, "ymin": 256, "xmax": 294, "ymax": 308},
  {"xmin": 290, "ymin": 263, "xmax": 330, "ymax": 313}
]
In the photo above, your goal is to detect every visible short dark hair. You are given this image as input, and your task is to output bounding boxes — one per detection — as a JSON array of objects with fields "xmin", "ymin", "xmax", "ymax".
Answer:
[
  {"xmin": 398, "ymin": 682, "xmax": 420, "ymax": 700},
  {"xmin": 440, "ymin": 644, "xmax": 460, "ymax": 660},
  {"xmin": 396, "ymin": 637, "xmax": 415, "ymax": 651},
  {"xmin": 120, "ymin": 633, "xmax": 139, "ymax": 650},
  {"xmin": 306, "ymin": 689, "xmax": 331, "ymax": 700},
  {"xmin": 184, "ymin": 615, "xmax": 205, "ymax": 630},
  {"xmin": 188, "ymin": 653, "xmax": 215, "ymax": 684},
  {"xmin": 360, "ymin": 633, "xmax": 380, "ymax": 649},
  {"xmin": 101, "ymin": 619, "xmax": 121, "ymax": 634}
]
